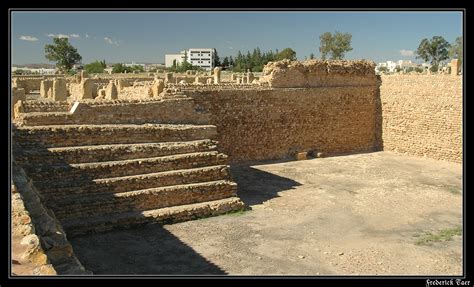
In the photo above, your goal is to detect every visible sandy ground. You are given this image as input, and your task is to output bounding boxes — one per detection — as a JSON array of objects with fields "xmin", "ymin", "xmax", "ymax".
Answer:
[{"xmin": 69, "ymin": 151, "xmax": 463, "ymax": 275}]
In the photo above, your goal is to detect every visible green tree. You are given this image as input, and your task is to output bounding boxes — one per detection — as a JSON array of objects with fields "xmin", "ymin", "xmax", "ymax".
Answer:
[
  {"xmin": 112, "ymin": 63, "xmax": 132, "ymax": 73},
  {"xmin": 309, "ymin": 53, "xmax": 315, "ymax": 59},
  {"xmin": 276, "ymin": 48, "xmax": 297, "ymax": 61},
  {"xmin": 44, "ymin": 37, "xmax": 82, "ymax": 73},
  {"xmin": 319, "ymin": 31, "xmax": 353, "ymax": 60},
  {"xmin": 222, "ymin": 56, "xmax": 229, "ymax": 68},
  {"xmin": 213, "ymin": 48, "xmax": 221, "ymax": 67},
  {"xmin": 13, "ymin": 69, "xmax": 25, "ymax": 75},
  {"xmin": 131, "ymin": 65, "xmax": 144, "ymax": 73},
  {"xmin": 378, "ymin": 66, "xmax": 389, "ymax": 73},
  {"xmin": 449, "ymin": 36, "xmax": 462, "ymax": 63},
  {"xmin": 416, "ymin": 36, "xmax": 451, "ymax": 66},
  {"xmin": 84, "ymin": 60, "xmax": 106, "ymax": 74}
]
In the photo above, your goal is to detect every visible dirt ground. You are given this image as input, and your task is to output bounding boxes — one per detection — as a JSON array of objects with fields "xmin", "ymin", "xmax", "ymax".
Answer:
[{"xmin": 70, "ymin": 151, "xmax": 463, "ymax": 275}]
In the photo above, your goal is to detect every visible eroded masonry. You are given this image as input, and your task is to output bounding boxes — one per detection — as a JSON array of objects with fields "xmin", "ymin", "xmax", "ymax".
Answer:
[{"xmin": 11, "ymin": 60, "xmax": 462, "ymax": 275}]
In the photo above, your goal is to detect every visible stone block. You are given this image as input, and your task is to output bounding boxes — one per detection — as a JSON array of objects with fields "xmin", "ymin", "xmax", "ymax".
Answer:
[
  {"xmin": 52, "ymin": 78, "xmax": 68, "ymax": 101},
  {"xmin": 296, "ymin": 152, "xmax": 308, "ymax": 160}
]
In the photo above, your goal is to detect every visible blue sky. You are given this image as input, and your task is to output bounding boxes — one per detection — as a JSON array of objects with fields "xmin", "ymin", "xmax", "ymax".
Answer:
[{"xmin": 11, "ymin": 11, "xmax": 463, "ymax": 65}]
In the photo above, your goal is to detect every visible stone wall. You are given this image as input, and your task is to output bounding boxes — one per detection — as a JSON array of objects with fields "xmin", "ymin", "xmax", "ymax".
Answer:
[
  {"xmin": 188, "ymin": 86, "xmax": 382, "ymax": 163},
  {"xmin": 260, "ymin": 59, "xmax": 378, "ymax": 88},
  {"xmin": 11, "ymin": 160, "xmax": 90, "ymax": 275},
  {"xmin": 380, "ymin": 74, "xmax": 462, "ymax": 163},
  {"xmin": 13, "ymin": 78, "xmax": 43, "ymax": 94},
  {"xmin": 11, "ymin": 88, "xmax": 26, "ymax": 119},
  {"xmin": 15, "ymin": 98, "xmax": 210, "ymax": 126}
]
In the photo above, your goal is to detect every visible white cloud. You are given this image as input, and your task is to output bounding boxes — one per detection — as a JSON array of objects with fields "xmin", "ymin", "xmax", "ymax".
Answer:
[
  {"xmin": 48, "ymin": 33, "xmax": 70, "ymax": 38},
  {"xmin": 19, "ymin": 35, "xmax": 38, "ymax": 41},
  {"xmin": 400, "ymin": 49, "xmax": 414, "ymax": 56},
  {"xmin": 104, "ymin": 37, "xmax": 119, "ymax": 46},
  {"xmin": 85, "ymin": 34, "xmax": 90, "ymax": 38},
  {"xmin": 70, "ymin": 34, "xmax": 80, "ymax": 38}
]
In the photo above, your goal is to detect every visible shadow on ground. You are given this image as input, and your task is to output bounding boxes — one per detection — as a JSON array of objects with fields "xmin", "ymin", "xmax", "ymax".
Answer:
[
  {"xmin": 70, "ymin": 225, "xmax": 226, "ymax": 275},
  {"xmin": 69, "ymin": 163, "xmax": 302, "ymax": 275},
  {"xmin": 230, "ymin": 164, "xmax": 302, "ymax": 207}
]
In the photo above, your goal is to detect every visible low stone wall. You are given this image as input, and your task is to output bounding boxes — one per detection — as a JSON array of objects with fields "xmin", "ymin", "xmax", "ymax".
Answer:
[
  {"xmin": 18, "ymin": 101, "xmax": 71, "ymax": 113},
  {"xmin": 11, "ymin": 88, "xmax": 26, "ymax": 119},
  {"xmin": 13, "ymin": 124, "xmax": 218, "ymax": 148},
  {"xmin": 15, "ymin": 98, "xmax": 210, "ymax": 126},
  {"xmin": 11, "ymin": 160, "xmax": 90, "ymax": 275},
  {"xmin": 13, "ymin": 78, "xmax": 43, "ymax": 94},
  {"xmin": 188, "ymin": 86, "xmax": 382, "ymax": 163},
  {"xmin": 380, "ymin": 74, "xmax": 462, "ymax": 163}
]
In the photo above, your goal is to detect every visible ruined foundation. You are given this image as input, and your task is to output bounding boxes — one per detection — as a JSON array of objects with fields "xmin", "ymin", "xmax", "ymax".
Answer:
[{"xmin": 11, "ymin": 59, "xmax": 462, "ymax": 275}]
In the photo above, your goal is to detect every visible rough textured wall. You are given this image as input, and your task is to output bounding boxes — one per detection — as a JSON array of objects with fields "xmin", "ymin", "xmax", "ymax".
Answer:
[
  {"xmin": 188, "ymin": 87, "xmax": 382, "ymax": 163},
  {"xmin": 380, "ymin": 75, "xmax": 462, "ymax": 163},
  {"xmin": 260, "ymin": 59, "xmax": 378, "ymax": 88},
  {"xmin": 11, "ymin": 160, "xmax": 90, "ymax": 275},
  {"xmin": 16, "ymin": 98, "xmax": 210, "ymax": 126},
  {"xmin": 13, "ymin": 78, "xmax": 43, "ymax": 94}
]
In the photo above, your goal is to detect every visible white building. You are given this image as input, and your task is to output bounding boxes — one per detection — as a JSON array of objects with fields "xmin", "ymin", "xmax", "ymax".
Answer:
[
  {"xmin": 397, "ymin": 60, "xmax": 418, "ymax": 71},
  {"xmin": 165, "ymin": 48, "xmax": 216, "ymax": 70},
  {"xmin": 376, "ymin": 61, "xmax": 397, "ymax": 73},
  {"xmin": 187, "ymin": 48, "xmax": 214, "ymax": 70},
  {"xmin": 165, "ymin": 50, "xmax": 186, "ymax": 69},
  {"xmin": 124, "ymin": 62, "xmax": 146, "ymax": 68}
]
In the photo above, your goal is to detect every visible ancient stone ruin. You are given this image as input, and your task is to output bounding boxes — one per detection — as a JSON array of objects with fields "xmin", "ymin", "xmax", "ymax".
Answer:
[{"xmin": 10, "ymin": 59, "xmax": 462, "ymax": 274}]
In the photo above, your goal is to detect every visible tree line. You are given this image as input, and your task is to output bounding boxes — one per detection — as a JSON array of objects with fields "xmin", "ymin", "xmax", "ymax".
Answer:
[
  {"xmin": 415, "ymin": 36, "xmax": 462, "ymax": 71},
  {"xmin": 42, "ymin": 32, "xmax": 463, "ymax": 75}
]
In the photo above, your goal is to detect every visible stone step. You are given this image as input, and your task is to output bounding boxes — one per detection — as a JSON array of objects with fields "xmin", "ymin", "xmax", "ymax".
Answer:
[
  {"xmin": 14, "ymin": 139, "xmax": 218, "ymax": 164},
  {"xmin": 15, "ymin": 98, "xmax": 210, "ymax": 126},
  {"xmin": 16, "ymin": 112, "xmax": 71, "ymax": 126},
  {"xmin": 19, "ymin": 101, "xmax": 71, "ymax": 113},
  {"xmin": 12, "ymin": 124, "xmax": 217, "ymax": 147},
  {"xmin": 51, "ymin": 180, "xmax": 238, "ymax": 221},
  {"xmin": 35, "ymin": 165, "xmax": 231, "ymax": 199},
  {"xmin": 61, "ymin": 196, "xmax": 245, "ymax": 237},
  {"xmin": 24, "ymin": 151, "xmax": 228, "ymax": 182}
]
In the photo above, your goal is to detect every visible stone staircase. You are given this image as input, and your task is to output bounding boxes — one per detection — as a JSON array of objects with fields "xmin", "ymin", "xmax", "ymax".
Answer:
[{"xmin": 12, "ymin": 98, "xmax": 245, "ymax": 237}]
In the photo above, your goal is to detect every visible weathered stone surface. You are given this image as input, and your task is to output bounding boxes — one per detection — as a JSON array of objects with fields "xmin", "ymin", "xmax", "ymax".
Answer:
[
  {"xmin": 187, "ymin": 87, "xmax": 381, "ymax": 163},
  {"xmin": 151, "ymin": 79, "xmax": 164, "ymax": 97},
  {"xmin": 450, "ymin": 59, "xmax": 461, "ymax": 75},
  {"xmin": 213, "ymin": 67, "xmax": 222, "ymax": 84},
  {"xmin": 380, "ymin": 75, "xmax": 462, "ymax": 163},
  {"xmin": 259, "ymin": 59, "xmax": 378, "ymax": 88},
  {"xmin": 296, "ymin": 152, "xmax": 308, "ymax": 160},
  {"xmin": 12, "ymin": 78, "xmax": 42, "ymax": 94},
  {"xmin": 33, "ymin": 264, "xmax": 57, "ymax": 275},
  {"xmin": 15, "ymin": 98, "xmax": 210, "ymax": 126},
  {"xmin": 40, "ymin": 80, "xmax": 53, "ymax": 98},
  {"xmin": 105, "ymin": 81, "xmax": 118, "ymax": 100},
  {"xmin": 165, "ymin": 73, "xmax": 173, "ymax": 83},
  {"xmin": 71, "ymin": 78, "xmax": 94, "ymax": 99},
  {"xmin": 11, "ymin": 161, "xmax": 91, "ymax": 275},
  {"xmin": 12, "ymin": 88, "xmax": 26, "ymax": 119},
  {"xmin": 52, "ymin": 78, "xmax": 68, "ymax": 101}
]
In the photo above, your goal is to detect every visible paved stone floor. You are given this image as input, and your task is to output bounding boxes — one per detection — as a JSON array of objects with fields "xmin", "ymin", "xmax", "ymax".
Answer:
[{"xmin": 70, "ymin": 151, "xmax": 463, "ymax": 275}]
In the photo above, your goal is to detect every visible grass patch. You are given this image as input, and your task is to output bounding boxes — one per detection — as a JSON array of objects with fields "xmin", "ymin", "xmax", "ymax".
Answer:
[
  {"xmin": 414, "ymin": 226, "xmax": 462, "ymax": 246},
  {"xmin": 446, "ymin": 186, "xmax": 462, "ymax": 195},
  {"xmin": 225, "ymin": 208, "xmax": 248, "ymax": 216}
]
